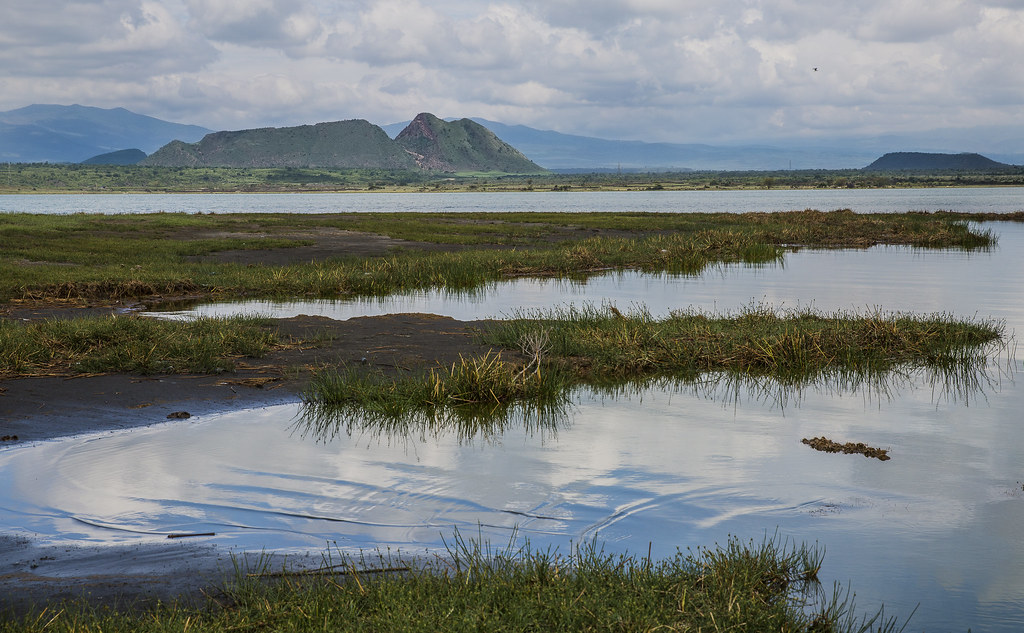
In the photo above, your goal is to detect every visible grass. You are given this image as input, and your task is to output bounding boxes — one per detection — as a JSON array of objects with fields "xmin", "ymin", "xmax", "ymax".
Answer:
[
  {"xmin": 298, "ymin": 351, "xmax": 573, "ymax": 443},
  {"xmin": 0, "ymin": 532, "xmax": 907, "ymax": 632},
  {"xmin": 296, "ymin": 304, "xmax": 1004, "ymax": 433},
  {"xmin": 0, "ymin": 314, "xmax": 278, "ymax": 376},
  {"xmin": 484, "ymin": 304, "xmax": 1004, "ymax": 381},
  {"xmin": 0, "ymin": 209, "xmax": 1012, "ymax": 304},
  {"xmin": 0, "ymin": 208, "xmax": 996, "ymax": 630}
]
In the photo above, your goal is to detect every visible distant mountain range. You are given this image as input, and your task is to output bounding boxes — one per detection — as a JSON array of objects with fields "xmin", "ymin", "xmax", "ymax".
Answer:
[
  {"xmin": 3, "ymin": 104, "xmax": 1022, "ymax": 171},
  {"xmin": 384, "ymin": 118, "xmax": 1024, "ymax": 171},
  {"xmin": 143, "ymin": 113, "xmax": 544, "ymax": 173},
  {"xmin": 382, "ymin": 119, "xmax": 887, "ymax": 171},
  {"xmin": 0, "ymin": 104, "xmax": 210, "ymax": 163}
]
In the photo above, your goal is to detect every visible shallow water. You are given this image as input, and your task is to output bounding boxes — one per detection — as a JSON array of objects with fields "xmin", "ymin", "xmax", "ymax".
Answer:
[
  {"xmin": 3, "ymin": 222, "xmax": 1024, "ymax": 630},
  {"xmin": 156, "ymin": 225, "xmax": 1022, "ymax": 324}
]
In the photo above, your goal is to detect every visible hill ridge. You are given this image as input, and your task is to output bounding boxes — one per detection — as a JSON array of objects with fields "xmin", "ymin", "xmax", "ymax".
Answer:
[
  {"xmin": 143, "ymin": 114, "xmax": 545, "ymax": 174},
  {"xmin": 394, "ymin": 113, "xmax": 543, "ymax": 173},
  {"xmin": 863, "ymin": 151, "xmax": 1012, "ymax": 171}
]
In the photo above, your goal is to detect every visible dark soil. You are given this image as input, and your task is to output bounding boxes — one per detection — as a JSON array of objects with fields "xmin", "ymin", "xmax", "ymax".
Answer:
[
  {"xmin": 182, "ymin": 226, "xmax": 475, "ymax": 265},
  {"xmin": 1, "ymin": 313, "xmax": 506, "ymax": 443}
]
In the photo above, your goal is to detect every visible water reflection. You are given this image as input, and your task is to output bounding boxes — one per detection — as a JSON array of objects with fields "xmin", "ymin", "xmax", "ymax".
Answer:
[
  {"xmin": 294, "ymin": 401, "xmax": 571, "ymax": 446},
  {"xmin": 292, "ymin": 358, "xmax": 1008, "ymax": 448},
  {"xmin": 5, "ymin": 223, "xmax": 1024, "ymax": 631},
  {"xmin": 611, "ymin": 356, "xmax": 1011, "ymax": 412},
  {"xmin": 1, "ymin": 356, "xmax": 1022, "ymax": 630},
  {"xmin": 149, "ymin": 224, "xmax": 1024, "ymax": 326}
]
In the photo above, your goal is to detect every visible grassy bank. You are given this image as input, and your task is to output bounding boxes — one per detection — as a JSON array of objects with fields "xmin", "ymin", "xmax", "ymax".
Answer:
[
  {"xmin": 0, "ymin": 314, "xmax": 278, "ymax": 376},
  {"xmin": 0, "ymin": 209, "xmax": 1011, "ymax": 305},
  {"xmin": 298, "ymin": 305, "xmax": 1003, "ymax": 430},
  {"xmin": 485, "ymin": 304, "xmax": 1003, "ymax": 380},
  {"xmin": 0, "ymin": 534, "xmax": 903, "ymax": 632}
]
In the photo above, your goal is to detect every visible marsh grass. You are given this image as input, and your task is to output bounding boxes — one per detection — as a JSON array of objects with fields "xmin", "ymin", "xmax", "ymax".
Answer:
[
  {"xmin": 0, "ymin": 210, "xmax": 1006, "ymax": 303},
  {"xmin": 0, "ymin": 314, "xmax": 277, "ymax": 375},
  {"xmin": 0, "ymin": 532, "xmax": 906, "ymax": 632},
  {"xmin": 299, "ymin": 351, "xmax": 573, "ymax": 442},
  {"xmin": 297, "ymin": 304, "xmax": 1004, "ymax": 435},
  {"xmin": 484, "ymin": 304, "xmax": 1004, "ymax": 382}
]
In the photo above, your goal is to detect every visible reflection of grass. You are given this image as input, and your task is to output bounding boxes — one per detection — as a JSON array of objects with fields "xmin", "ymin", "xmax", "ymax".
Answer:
[
  {"xmin": 298, "ymin": 304, "xmax": 1004, "ymax": 435},
  {"xmin": 5, "ymin": 531, "xmax": 904, "ymax": 632},
  {"xmin": 299, "ymin": 351, "xmax": 573, "ymax": 442},
  {"xmin": 296, "ymin": 398, "xmax": 569, "ymax": 445},
  {"xmin": 0, "ymin": 314, "xmax": 277, "ymax": 376}
]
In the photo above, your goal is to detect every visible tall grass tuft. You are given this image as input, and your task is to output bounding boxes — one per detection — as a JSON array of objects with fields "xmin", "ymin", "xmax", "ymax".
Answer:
[{"xmin": 299, "ymin": 352, "xmax": 572, "ymax": 442}]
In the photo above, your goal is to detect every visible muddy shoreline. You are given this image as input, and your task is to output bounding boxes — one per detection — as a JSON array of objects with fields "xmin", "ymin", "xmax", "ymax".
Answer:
[
  {"xmin": 1, "ymin": 310, "xmax": 504, "ymax": 442},
  {"xmin": 0, "ymin": 307, "xmax": 504, "ymax": 616}
]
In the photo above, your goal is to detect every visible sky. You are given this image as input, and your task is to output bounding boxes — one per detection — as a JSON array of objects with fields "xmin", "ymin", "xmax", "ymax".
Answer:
[{"xmin": 3, "ymin": 0, "xmax": 1024, "ymax": 145}]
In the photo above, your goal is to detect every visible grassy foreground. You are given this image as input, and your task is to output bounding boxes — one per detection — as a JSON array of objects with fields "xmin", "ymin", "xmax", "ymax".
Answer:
[{"xmin": 0, "ymin": 534, "xmax": 903, "ymax": 633}]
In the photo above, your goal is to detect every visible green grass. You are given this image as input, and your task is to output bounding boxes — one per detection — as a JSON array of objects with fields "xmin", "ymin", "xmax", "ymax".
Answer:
[
  {"xmin": 298, "ymin": 351, "xmax": 572, "ymax": 443},
  {"xmin": 0, "ymin": 314, "xmax": 277, "ymax": 376},
  {"xmin": 0, "ymin": 210, "xmax": 1010, "ymax": 304},
  {"xmin": 484, "ymin": 304, "xmax": 1004, "ymax": 381},
  {"xmin": 0, "ymin": 533, "xmax": 906, "ymax": 632},
  {"xmin": 296, "ymin": 304, "xmax": 1003, "ymax": 433}
]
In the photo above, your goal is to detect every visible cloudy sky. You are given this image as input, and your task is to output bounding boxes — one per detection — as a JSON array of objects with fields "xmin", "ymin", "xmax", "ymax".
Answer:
[{"xmin": 3, "ymin": 0, "xmax": 1024, "ymax": 144}]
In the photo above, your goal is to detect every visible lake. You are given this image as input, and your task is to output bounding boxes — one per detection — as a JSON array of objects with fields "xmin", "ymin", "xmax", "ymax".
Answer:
[
  {"xmin": 2, "ymin": 189, "xmax": 1024, "ymax": 630},
  {"xmin": 1, "ymin": 186, "xmax": 1023, "ymax": 215}
]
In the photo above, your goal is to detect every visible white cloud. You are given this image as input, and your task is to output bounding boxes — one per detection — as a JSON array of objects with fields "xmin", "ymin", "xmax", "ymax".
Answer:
[
  {"xmin": 1, "ymin": 0, "xmax": 1023, "ymax": 145},
  {"xmin": 183, "ymin": 0, "xmax": 325, "ymax": 49},
  {"xmin": 0, "ymin": 0, "xmax": 215, "ymax": 78}
]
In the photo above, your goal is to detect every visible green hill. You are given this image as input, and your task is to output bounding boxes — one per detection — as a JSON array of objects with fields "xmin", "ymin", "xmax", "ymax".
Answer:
[
  {"xmin": 141, "ymin": 115, "xmax": 545, "ymax": 174},
  {"xmin": 394, "ymin": 113, "xmax": 545, "ymax": 173},
  {"xmin": 142, "ymin": 120, "xmax": 416, "ymax": 169},
  {"xmin": 863, "ymin": 152, "xmax": 1013, "ymax": 171}
]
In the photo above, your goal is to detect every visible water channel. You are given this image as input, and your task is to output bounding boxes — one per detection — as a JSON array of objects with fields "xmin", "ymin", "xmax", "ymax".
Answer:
[{"xmin": 2, "ymin": 190, "xmax": 1024, "ymax": 630}]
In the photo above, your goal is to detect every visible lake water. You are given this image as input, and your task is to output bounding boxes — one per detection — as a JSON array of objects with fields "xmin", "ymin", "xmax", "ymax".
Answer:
[
  {"xmin": 1, "ymin": 186, "xmax": 1024, "ymax": 215},
  {"xmin": 2, "ymin": 191, "xmax": 1024, "ymax": 630}
]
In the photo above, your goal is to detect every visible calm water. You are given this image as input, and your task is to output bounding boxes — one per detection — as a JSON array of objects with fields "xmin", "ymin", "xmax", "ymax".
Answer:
[
  {"xmin": 1, "ymin": 187, "xmax": 1023, "ymax": 215},
  {"xmin": 2, "ymin": 193, "xmax": 1024, "ymax": 630}
]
